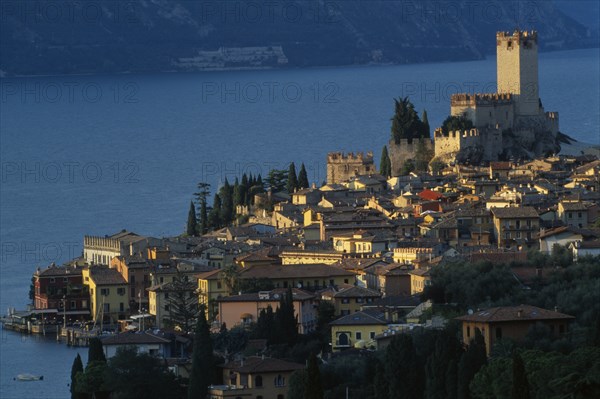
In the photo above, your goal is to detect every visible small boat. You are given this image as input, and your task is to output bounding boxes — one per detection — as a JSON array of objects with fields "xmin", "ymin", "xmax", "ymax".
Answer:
[{"xmin": 16, "ymin": 374, "xmax": 43, "ymax": 381}]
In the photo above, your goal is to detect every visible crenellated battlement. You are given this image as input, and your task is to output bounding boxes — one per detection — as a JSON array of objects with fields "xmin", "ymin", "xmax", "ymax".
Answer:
[
  {"xmin": 497, "ymin": 30, "xmax": 538, "ymax": 44},
  {"xmin": 434, "ymin": 128, "xmax": 480, "ymax": 139},
  {"xmin": 327, "ymin": 151, "xmax": 374, "ymax": 163},
  {"xmin": 451, "ymin": 93, "xmax": 513, "ymax": 107}
]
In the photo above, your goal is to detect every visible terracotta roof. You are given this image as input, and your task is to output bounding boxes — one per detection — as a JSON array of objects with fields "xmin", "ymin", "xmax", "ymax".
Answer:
[
  {"xmin": 329, "ymin": 310, "xmax": 387, "ymax": 326},
  {"xmin": 89, "ymin": 267, "xmax": 127, "ymax": 285},
  {"xmin": 330, "ymin": 285, "xmax": 381, "ymax": 299},
  {"xmin": 418, "ymin": 189, "xmax": 444, "ymax": 201},
  {"xmin": 35, "ymin": 265, "xmax": 82, "ymax": 277},
  {"xmin": 240, "ymin": 264, "xmax": 355, "ymax": 280},
  {"xmin": 491, "ymin": 206, "xmax": 539, "ymax": 219},
  {"xmin": 222, "ymin": 356, "xmax": 304, "ymax": 373},
  {"xmin": 455, "ymin": 305, "xmax": 574, "ymax": 323}
]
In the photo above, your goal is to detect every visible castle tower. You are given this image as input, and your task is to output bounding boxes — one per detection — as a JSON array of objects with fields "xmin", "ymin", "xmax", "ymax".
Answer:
[{"xmin": 496, "ymin": 30, "xmax": 539, "ymax": 116}]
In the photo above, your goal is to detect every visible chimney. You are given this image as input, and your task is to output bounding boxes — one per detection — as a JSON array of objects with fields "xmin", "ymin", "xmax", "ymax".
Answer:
[{"xmin": 517, "ymin": 308, "xmax": 523, "ymax": 318}]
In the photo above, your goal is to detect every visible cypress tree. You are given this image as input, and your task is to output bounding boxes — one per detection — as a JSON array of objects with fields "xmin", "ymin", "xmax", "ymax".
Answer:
[
  {"xmin": 188, "ymin": 306, "xmax": 215, "ymax": 399},
  {"xmin": 391, "ymin": 97, "xmax": 423, "ymax": 143},
  {"xmin": 304, "ymin": 353, "xmax": 324, "ymax": 399},
  {"xmin": 220, "ymin": 179, "xmax": 233, "ymax": 225},
  {"xmin": 186, "ymin": 200, "xmax": 197, "ymax": 236},
  {"xmin": 70, "ymin": 353, "xmax": 84, "ymax": 399},
  {"xmin": 380, "ymin": 145, "xmax": 391, "ymax": 177},
  {"xmin": 511, "ymin": 351, "xmax": 530, "ymax": 399},
  {"xmin": 287, "ymin": 162, "xmax": 298, "ymax": 193},
  {"xmin": 298, "ymin": 163, "xmax": 309, "ymax": 189},
  {"xmin": 208, "ymin": 194, "xmax": 222, "ymax": 229},
  {"xmin": 422, "ymin": 109, "xmax": 431, "ymax": 138},
  {"xmin": 457, "ymin": 328, "xmax": 487, "ymax": 399},
  {"xmin": 194, "ymin": 182, "xmax": 211, "ymax": 235},
  {"xmin": 274, "ymin": 287, "xmax": 298, "ymax": 345},
  {"xmin": 425, "ymin": 331, "xmax": 461, "ymax": 399},
  {"xmin": 240, "ymin": 174, "xmax": 249, "ymax": 205},
  {"xmin": 385, "ymin": 334, "xmax": 424, "ymax": 399},
  {"xmin": 87, "ymin": 337, "xmax": 106, "ymax": 365}
]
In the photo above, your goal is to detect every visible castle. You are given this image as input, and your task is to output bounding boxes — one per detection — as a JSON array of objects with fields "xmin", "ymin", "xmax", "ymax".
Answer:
[
  {"xmin": 434, "ymin": 30, "xmax": 560, "ymax": 162},
  {"xmin": 327, "ymin": 152, "xmax": 375, "ymax": 184},
  {"xmin": 389, "ymin": 30, "xmax": 561, "ymax": 169}
]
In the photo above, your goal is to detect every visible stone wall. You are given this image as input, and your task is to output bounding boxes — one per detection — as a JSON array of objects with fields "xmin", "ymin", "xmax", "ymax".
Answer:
[
  {"xmin": 388, "ymin": 138, "xmax": 434, "ymax": 176},
  {"xmin": 326, "ymin": 151, "xmax": 374, "ymax": 184}
]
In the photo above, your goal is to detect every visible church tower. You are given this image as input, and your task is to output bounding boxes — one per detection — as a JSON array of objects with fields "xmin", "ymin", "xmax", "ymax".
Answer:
[{"xmin": 496, "ymin": 30, "xmax": 539, "ymax": 116}]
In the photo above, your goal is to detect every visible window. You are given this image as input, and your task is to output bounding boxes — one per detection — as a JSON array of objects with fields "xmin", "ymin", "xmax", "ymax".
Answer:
[
  {"xmin": 341, "ymin": 310, "xmax": 351, "ymax": 316},
  {"xmin": 496, "ymin": 327, "xmax": 502, "ymax": 339},
  {"xmin": 578, "ymin": 212, "xmax": 582, "ymax": 218},
  {"xmin": 165, "ymin": 292, "xmax": 169, "ymax": 299},
  {"xmin": 63, "ymin": 277, "xmax": 68, "ymax": 283},
  {"xmin": 217, "ymin": 282, "xmax": 222, "ymax": 289},
  {"xmin": 356, "ymin": 298, "xmax": 364, "ymax": 304},
  {"xmin": 467, "ymin": 326, "xmax": 471, "ymax": 338},
  {"xmin": 117, "ymin": 288, "xmax": 125, "ymax": 296},
  {"xmin": 341, "ymin": 298, "xmax": 349, "ymax": 304},
  {"xmin": 329, "ymin": 279, "xmax": 334, "ymax": 286},
  {"xmin": 568, "ymin": 212, "xmax": 573, "ymax": 219},
  {"xmin": 71, "ymin": 301, "xmax": 76, "ymax": 309},
  {"xmin": 255, "ymin": 375, "xmax": 263, "ymax": 387},
  {"xmin": 119, "ymin": 302, "xmax": 124, "ymax": 312},
  {"xmin": 165, "ymin": 304, "xmax": 170, "ymax": 311},
  {"xmin": 344, "ymin": 279, "xmax": 349, "ymax": 284},
  {"xmin": 274, "ymin": 374, "xmax": 285, "ymax": 387},
  {"xmin": 355, "ymin": 332, "xmax": 362, "ymax": 340},
  {"xmin": 103, "ymin": 303, "xmax": 110, "ymax": 313},
  {"xmin": 100, "ymin": 288, "xmax": 109, "ymax": 296},
  {"xmin": 370, "ymin": 331, "xmax": 375, "ymax": 339},
  {"xmin": 82, "ymin": 300, "xmax": 87, "ymax": 308}
]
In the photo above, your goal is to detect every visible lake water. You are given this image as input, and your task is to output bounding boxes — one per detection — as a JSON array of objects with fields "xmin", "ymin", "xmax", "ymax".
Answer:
[{"xmin": 1, "ymin": 48, "xmax": 599, "ymax": 398}]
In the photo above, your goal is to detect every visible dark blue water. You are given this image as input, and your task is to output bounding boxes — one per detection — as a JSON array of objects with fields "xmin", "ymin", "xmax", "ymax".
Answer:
[{"xmin": 1, "ymin": 48, "xmax": 599, "ymax": 398}]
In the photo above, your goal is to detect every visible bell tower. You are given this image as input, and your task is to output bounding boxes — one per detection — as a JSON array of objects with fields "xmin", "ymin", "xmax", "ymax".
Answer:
[{"xmin": 496, "ymin": 30, "xmax": 539, "ymax": 116}]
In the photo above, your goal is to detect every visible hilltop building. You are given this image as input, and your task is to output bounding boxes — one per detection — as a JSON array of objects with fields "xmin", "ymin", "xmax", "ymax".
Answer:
[{"xmin": 434, "ymin": 30, "xmax": 560, "ymax": 163}]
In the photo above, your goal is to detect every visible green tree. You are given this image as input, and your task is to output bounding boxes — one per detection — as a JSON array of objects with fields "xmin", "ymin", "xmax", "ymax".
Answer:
[
  {"xmin": 254, "ymin": 305, "xmax": 276, "ymax": 343},
  {"xmin": 316, "ymin": 301, "xmax": 336, "ymax": 346},
  {"xmin": 457, "ymin": 328, "xmax": 487, "ymax": 399},
  {"xmin": 425, "ymin": 331, "xmax": 462, "ymax": 399},
  {"xmin": 219, "ymin": 179, "xmax": 234, "ymax": 225},
  {"xmin": 380, "ymin": 145, "xmax": 392, "ymax": 177},
  {"xmin": 186, "ymin": 200, "xmax": 197, "ymax": 236},
  {"xmin": 391, "ymin": 97, "xmax": 426, "ymax": 144},
  {"xmin": 305, "ymin": 353, "xmax": 324, "ymax": 399},
  {"xmin": 268, "ymin": 169, "xmax": 288, "ymax": 192},
  {"xmin": 385, "ymin": 334, "xmax": 424, "ymax": 399},
  {"xmin": 76, "ymin": 361, "xmax": 109, "ymax": 399},
  {"xmin": 103, "ymin": 346, "xmax": 182, "ymax": 399},
  {"xmin": 510, "ymin": 352, "xmax": 530, "ymax": 399},
  {"xmin": 165, "ymin": 272, "xmax": 199, "ymax": 333},
  {"xmin": 274, "ymin": 287, "xmax": 298, "ymax": 346},
  {"xmin": 194, "ymin": 182, "xmax": 211, "ymax": 235},
  {"xmin": 298, "ymin": 163, "xmax": 309, "ymax": 189},
  {"xmin": 422, "ymin": 109, "xmax": 431, "ymax": 138},
  {"xmin": 188, "ymin": 306, "xmax": 215, "ymax": 399},
  {"xmin": 220, "ymin": 264, "xmax": 240, "ymax": 296},
  {"xmin": 287, "ymin": 162, "xmax": 299, "ymax": 193},
  {"xmin": 88, "ymin": 337, "xmax": 106, "ymax": 364},
  {"xmin": 240, "ymin": 174, "xmax": 249, "ymax": 205},
  {"xmin": 441, "ymin": 115, "xmax": 474, "ymax": 135},
  {"xmin": 208, "ymin": 193, "xmax": 222, "ymax": 229},
  {"xmin": 232, "ymin": 177, "xmax": 243, "ymax": 208},
  {"xmin": 70, "ymin": 353, "xmax": 84, "ymax": 399},
  {"xmin": 288, "ymin": 369, "xmax": 308, "ymax": 399}
]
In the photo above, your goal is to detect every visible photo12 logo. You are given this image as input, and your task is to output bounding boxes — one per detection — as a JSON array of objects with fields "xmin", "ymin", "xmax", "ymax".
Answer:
[
  {"xmin": 200, "ymin": 81, "xmax": 340, "ymax": 104},
  {"xmin": 0, "ymin": 81, "xmax": 139, "ymax": 104},
  {"xmin": 1, "ymin": 161, "xmax": 140, "ymax": 184},
  {"xmin": 1, "ymin": 241, "xmax": 80, "ymax": 264},
  {"xmin": 0, "ymin": 0, "xmax": 140, "ymax": 24}
]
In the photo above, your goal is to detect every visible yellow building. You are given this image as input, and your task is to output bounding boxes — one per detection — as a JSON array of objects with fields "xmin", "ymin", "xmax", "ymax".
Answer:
[
  {"xmin": 239, "ymin": 263, "xmax": 356, "ymax": 291},
  {"xmin": 209, "ymin": 356, "xmax": 304, "ymax": 399},
  {"xmin": 409, "ymin": 268, "xmax": 432, "ymax": 295},
  {"xmin": 147, "ymin": 280, "xmax": 197, "ymax": 329},
  {"xmin": 82, "ymin": 266, "xmax": 129, "ymax": 325},
  {"xmin": 319, "ymin": 284, "xmax": 381, "ymax": 316},
  {"xmin": 197, "ymin": 269, "xmax": 231, "ymax": 320},
  {"xmin": 330, "ymin": 311, "xmax": 388, "ymax": 352}
]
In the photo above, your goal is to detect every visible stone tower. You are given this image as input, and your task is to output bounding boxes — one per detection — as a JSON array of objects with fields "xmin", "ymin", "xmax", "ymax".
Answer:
[
  {"xmin": 326, "ymin": 152, "xmax": 374, "ymax": 184},
  {"xmin": 496, "ymin": 30, "xmax": 539, "ymax": 116}
]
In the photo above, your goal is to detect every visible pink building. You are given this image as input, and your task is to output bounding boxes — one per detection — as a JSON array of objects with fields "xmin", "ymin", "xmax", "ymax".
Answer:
[{"xmin": 217, "ymin": 288, "xmax": 317, "ymax": 334}]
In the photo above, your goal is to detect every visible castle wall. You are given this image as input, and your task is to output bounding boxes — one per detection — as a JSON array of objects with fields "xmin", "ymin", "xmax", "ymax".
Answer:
[
  {"xmin": 497, "ymin": 30, "xmax": 539, "ymax": 116},
  {"xmin": 434, "ymin": 129, "xmax": 481, "ymax": 159},
  {"xmin": 327, "ymin": 152, "xmax": 374, "ymax": 184},
  {"xmin": 451, "ymin": 97, "xmax": 514, "ymax": 131},
  {"xmin": 388, "ymin": 138, "xmax": 433, "ymax": 176}
]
